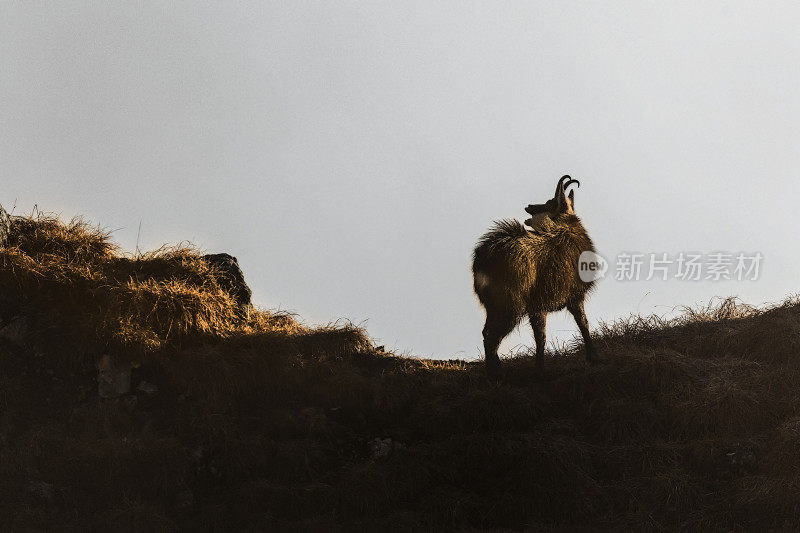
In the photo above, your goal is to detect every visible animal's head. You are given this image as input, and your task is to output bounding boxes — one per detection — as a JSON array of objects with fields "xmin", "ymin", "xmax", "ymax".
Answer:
[{"xmin": 524, "ymin": 175, "xmax": 580, "ymax": 228}]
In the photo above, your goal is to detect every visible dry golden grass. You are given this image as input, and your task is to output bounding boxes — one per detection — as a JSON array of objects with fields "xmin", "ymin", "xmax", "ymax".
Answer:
[
  {"xmin": 1, "ymin": 211, "xmax": 800, "ymax": 530},
  {"xmin": 0, "ymin": 212, "xmax": 300, "ymax": 361}
]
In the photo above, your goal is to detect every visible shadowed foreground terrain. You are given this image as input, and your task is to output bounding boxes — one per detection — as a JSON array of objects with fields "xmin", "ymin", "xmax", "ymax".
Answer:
[{"xmin": 1, "ymin": 212, "xmax": 800, "ymax": 531}]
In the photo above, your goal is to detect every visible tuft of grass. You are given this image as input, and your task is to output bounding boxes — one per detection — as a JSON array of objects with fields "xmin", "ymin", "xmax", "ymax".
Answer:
[
  {"xmin": 0, "ymin": 211, "xmax": 299, "ymax": 364},
  {"xmin": 2, "ymin": 210, "xmax": 800, "ymax": 529}
]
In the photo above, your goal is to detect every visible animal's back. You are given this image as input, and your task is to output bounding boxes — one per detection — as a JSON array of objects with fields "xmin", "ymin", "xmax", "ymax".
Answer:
[{"xmin": 472, "ymin": 216, "xmax": 596, "ymax": 315}]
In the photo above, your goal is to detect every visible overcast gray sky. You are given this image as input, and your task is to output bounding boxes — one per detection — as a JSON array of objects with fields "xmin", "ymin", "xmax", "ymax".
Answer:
[{"xmin": 2, "ymin": 2, "xmax": 798, "ymax": 359}]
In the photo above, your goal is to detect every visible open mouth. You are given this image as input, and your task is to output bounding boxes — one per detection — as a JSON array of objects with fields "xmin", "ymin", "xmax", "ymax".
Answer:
[{"xmin": 525, "ymin": 212, "xmax": 550, "ymax": 229}]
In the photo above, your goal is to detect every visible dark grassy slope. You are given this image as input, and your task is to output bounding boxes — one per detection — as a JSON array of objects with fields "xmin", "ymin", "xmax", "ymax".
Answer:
[{"xmin": 1, "ymin": 213, "xmax": 800, "ymax": 531}]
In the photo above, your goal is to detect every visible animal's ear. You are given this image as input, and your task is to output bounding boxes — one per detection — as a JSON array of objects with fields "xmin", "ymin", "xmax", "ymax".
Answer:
[{"xmin": 568, "ymin": 188, "xmax": 575, "ymax": 208}]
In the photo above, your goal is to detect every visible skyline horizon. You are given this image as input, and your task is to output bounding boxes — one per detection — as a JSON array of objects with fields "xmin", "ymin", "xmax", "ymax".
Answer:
[{"xmin": 3, "ymin": 2, "xmax": 798, "ymax": 358}]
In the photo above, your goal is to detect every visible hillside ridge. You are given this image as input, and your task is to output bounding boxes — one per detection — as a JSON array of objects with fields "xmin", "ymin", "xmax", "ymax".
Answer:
[{"xmin": 1, "ymin": 209, "xmax": 799, "ymax": 530}]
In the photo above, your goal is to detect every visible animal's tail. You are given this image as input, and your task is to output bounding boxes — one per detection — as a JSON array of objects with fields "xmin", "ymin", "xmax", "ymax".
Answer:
[
  {"xmin": 473, "ymin": 219, "xmax": 537, "ymax": 275},
  {"xmin": 472, "ymin": 219, "xmax": 538, "ymax": 315},
  {"xmin": 473, "ymin": 219, "xmax": 530, "ymax": 259}
]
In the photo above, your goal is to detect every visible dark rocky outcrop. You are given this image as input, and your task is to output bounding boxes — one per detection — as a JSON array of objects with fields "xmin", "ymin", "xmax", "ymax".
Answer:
[
  {"xmin": 0, "ymin": 203, "xmax": 10, "ymax": 249},
  {"xmin": 201, "ymin": 253, "xmax": 252, "ymax": 311},
  {"xmin": 97, "ymin": 353, "xmax": 132, "ymax": 398},
  {"xmin": 0, "ymin": 204, "xmax": 19, "ymax": 323}
]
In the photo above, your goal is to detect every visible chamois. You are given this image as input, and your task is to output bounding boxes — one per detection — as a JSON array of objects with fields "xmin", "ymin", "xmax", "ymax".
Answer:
[{"xmin": 472, "ymin": 175, "xmax": 598, "ymax": 379}]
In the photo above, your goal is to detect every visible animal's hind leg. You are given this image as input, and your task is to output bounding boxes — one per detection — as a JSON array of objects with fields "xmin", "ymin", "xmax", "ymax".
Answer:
[
  {"xmin": 567, "ymin": 300, "xmax": 599, "ymax": 362},
  {"xmin": 483, "ymin": 309, "xmax": 517, "ymax": 381},
  {"xmin": 529, "ymin": 311, "xmax": 547, "ymax": 370}
]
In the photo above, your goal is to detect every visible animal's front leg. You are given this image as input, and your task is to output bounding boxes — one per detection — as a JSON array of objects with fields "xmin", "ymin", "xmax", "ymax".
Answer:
[{"xmin": 567, "ymin": 300, "xmax": 599, "ymax": 362}]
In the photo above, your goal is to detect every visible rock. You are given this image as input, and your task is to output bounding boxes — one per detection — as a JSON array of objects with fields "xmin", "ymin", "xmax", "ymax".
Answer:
[
  {"xmin": 368, "ymin": 437, "xmax": 405, "ymax": 460},
  {"xmin": 202, "ymin": 253, "xmax": 252, "ymax": 312},
  {"xmin": 136, "ymin": 380, "xmax": 158, "ymax": 397},
  {"xmin": 0, "ymin": 203, "xmax": 10, "ymax": 248},
  {"xmin": 97, "ymin": 354, "xmax": 132, "ymax": 398},
  {"xmin": 724, "ymin": 442, "xmax": 757, "ymax": 474},
  {"xmin": 0, "ymin": 205, "xmax": 21, "ymax": 325},
  {"xmin": 0, "ymin": 316, "xmax": 31, "ymax": 347},
  {"xmin": 26, "ymin": 480, "xmax": 55, "ymax": 501}
]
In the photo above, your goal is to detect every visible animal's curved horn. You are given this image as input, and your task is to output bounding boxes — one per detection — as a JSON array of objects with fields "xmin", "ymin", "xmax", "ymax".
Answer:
[
  {"xmin": 563, "ymin": 178, "xmax": 580, "ymax": 192},
  {"xmin": 554, "ymin": 175, "xmax": 572, "ymax": 197}
]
